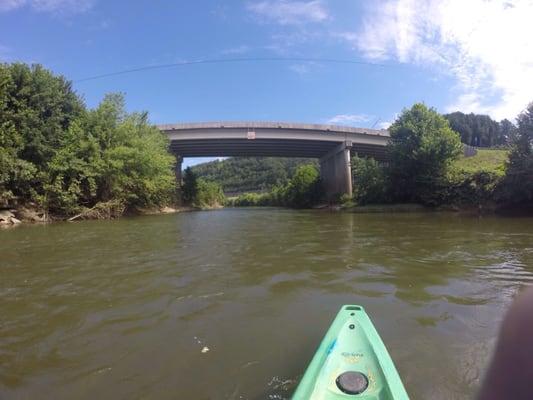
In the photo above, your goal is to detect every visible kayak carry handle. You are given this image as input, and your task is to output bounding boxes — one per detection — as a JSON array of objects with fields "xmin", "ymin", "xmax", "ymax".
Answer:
[{"xmin": 344, "ymin": 305, "xmax": 362, "ymax": 311}]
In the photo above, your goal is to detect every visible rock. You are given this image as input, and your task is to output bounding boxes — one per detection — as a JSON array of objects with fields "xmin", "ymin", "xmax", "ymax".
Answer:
[
  {"xmin": 0, "ymin": 210, "xmax": 22, "ymax": 226},
  {"xmin": 16, "ymin": 207, "xmax": 46, "ymax": 222},
  {"xmin": 30, "ymin": 213, "xmax": 47, "ymax": 222},
  {"xmin": 0, "ymin": 210, "xmax": 15, "ymax": 221}
]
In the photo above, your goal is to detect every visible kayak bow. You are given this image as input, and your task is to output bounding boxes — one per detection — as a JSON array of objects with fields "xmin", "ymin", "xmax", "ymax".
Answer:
[{"xmin": 292, "ymin": 305, "xmax": 409, "ymax": 399}]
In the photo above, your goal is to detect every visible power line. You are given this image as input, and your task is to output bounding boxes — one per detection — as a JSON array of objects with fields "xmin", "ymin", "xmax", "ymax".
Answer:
[
  {"xmin": 371, "ymin": 117, "xmax": 381, "ymax": 129},
  {"xmin": 74, "ymin": 57, "xmax": 392, "ymax": 83}
]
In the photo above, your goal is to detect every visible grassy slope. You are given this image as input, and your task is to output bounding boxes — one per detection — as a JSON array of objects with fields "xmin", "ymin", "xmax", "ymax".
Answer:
[{"xmin": 452, "ymin": 149, "xmax": 508, "ymax": 175}]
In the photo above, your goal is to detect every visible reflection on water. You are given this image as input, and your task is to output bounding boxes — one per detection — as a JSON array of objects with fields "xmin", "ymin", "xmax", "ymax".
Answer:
[{"xmin": 1, "ymin": 209, "xmax": 533, "ymax": 399}]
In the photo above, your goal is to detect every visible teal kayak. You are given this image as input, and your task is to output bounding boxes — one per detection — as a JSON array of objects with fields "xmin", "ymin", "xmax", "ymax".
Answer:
[{"xmin": 292, "ymin": 305, "xmax": 409, "ymax": 399}]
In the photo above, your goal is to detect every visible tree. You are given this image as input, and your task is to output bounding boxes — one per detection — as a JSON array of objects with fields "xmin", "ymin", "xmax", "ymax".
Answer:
[
  {"xmin": 500, "ymin": 103, "xmax": 533, "ymax": 206},
  {"xmin": 181, "ymin": 167, "xmax": 197, "ymax": 205},
  {"xmin": 445, "ymin": 112, "xmax": 475, "ymax": 145},
  {"xmin": 0, "ymin": 62, "xmax": 187, "ymax": 217},
  {"xmin": 283, "ymin": 164, "xmax": 323, "ymax": 208},
  {"xmin": 194, "ymin": 179, "xmax": 225, "ymax": 208},
  {"xmin": 44, "ymin": 93, "xmax": 176, "ymax": 215},
  {"xmin": 0, "ymin": 67, "xmax": 34, "ymax": 204},
  {"xmin": 0, "ymin": 63, "xmax": 83, "ymax": 202},
  {"xmin": 352, "ymin": 156, "xmax": 388, "ymax": 205},
  {"xmin": 499, "ymin": 119, "xmax": 518, "ymax": 145},
  {"xmin": 444, "ymin": 111, "xmax": 516, "ymax": 147},
  {"xmin": 388, "ymin": 103, "xmax": 462, "ymax": 204}
]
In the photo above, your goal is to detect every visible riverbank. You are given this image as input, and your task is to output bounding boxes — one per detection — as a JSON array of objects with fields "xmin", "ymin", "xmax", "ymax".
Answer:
[
  {"xmin": 3, "ymin": 198, "xmax": 529, "ymax": 228},
  {"xmin": 0, "ymin": 203, "xmax": 195, "ymax": 227}
]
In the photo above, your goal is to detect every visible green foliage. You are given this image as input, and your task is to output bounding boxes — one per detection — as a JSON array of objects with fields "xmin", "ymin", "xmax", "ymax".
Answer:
[
  {"xmin": 191, "ymin": 157, "xmax": 318, "ymax": 193},
  {"xmin": 4, "ymin": 64, "xmax": 84, "ymax": 166},
  {"xmin": 452, "ymin": 149, "xmax": 508, "ymax": 175},
  {"xmin": 44, "ymin": 94, "xmax": 176, "ymax": 214},
  {"xmin": 499, "ymin": 103, "xmax": 533, "ymax": 206},
  {"xmin": 0, "ymin": 63, "xmax": 176, "ymax": 216},
  {"xmin": 388, "ymin": 103, "xmax": 463, "ymax": 204},
  {"xmin": 281, "ymin": 164, "xmax": 322, "ymax": 208},
  {"xmin": 433, "ymin": 149, "xmax": 508, "ymax": 207},
  {"xmin": 228, "ymin": 192, "xmax": 272, "ymax": 207},
  {"xmin": 228, "ymin": 164, "xmax": 323, "ymax": 208},
  {"xmin": 179, "ymin": 167, "xmax": 225, "ymax": 208},
  {"xmin": 444, "ymin": 111, "xmax": 517, "ymax": 147},
  {"xmin": 194, "ymin": 179, "xmax": 225, "ymax": 208},
  {"xmin": 0, "ymin": 63, "xmax": 83, "ymax": 202},
  {"xmin": 0, "ymin": 121, "xmax": 36, "ymax": 204},
  {"xmin": 181, "ymin": 167, "xmax": 197, "ymax": 205},
  {"xmin": 444, "ymin": 170, "xmax": 503, "ymax": 207},
  {"xmin": 351, "ymin": 156, "xmax": 388, "ymax": 205}
]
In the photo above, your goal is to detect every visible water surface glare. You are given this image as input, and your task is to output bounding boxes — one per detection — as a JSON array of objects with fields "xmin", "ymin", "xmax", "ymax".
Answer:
[{"xmin": 1, "ymin": 209, "xmax": 533, "ymax": 399}]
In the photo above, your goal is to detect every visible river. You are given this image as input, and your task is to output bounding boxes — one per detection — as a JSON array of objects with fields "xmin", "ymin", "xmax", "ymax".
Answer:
[{"xmin": 1, "ymin": 209, "xmax": 533, "ymax": 399}]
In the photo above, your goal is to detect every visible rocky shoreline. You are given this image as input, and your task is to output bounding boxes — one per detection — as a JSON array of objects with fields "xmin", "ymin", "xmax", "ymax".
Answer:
[
  {"xmin": 0, "ymin": 210, "xmax": 21, "ymax": 226},
  {"xmin": 0, "ymin": 207, "xmax": 48, "ymax": 227},
  {"xmin": 0, "ymin": 204, "xmax": 192, "ymax": 228}
]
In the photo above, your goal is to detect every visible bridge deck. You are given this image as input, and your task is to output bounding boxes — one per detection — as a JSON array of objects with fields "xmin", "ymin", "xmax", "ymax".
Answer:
[{"xmin": 159, "ymin": 121, "xmax": 390, "ymax": 160}]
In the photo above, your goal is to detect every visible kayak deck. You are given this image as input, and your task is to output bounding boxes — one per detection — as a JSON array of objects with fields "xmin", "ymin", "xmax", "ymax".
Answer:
[{"xmin": 292, "ymin": 305, "xmax": 409, "ymax": 399}]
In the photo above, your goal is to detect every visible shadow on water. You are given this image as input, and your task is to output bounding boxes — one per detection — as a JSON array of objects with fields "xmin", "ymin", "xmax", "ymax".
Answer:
[{"xmin": 1, "ymin": 209, "xmax": 533, "ymax": 399}]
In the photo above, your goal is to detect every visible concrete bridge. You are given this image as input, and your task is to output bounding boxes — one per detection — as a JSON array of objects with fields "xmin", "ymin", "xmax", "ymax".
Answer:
[{"xmin": 158, "ymin": 122, "xmax": 390, "ymax": 197}]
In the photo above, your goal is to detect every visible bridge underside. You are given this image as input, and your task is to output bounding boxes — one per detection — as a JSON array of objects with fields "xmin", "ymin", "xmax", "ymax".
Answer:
[
  {"xmin": 170, "ymin": 139, "xmax": 388, "ymax": 199},
  {"xmin": 161, "ymin": 122, "xmax": 390, "ymax": 199},
  {"xmin": 169, "ymin": 138, "xmax": 387, "ymax": 160}
]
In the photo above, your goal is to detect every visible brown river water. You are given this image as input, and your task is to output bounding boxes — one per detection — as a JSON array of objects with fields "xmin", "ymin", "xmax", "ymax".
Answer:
[{"xmin": 1, "ymin": 209, "xmax": 533, "ymax": 399}]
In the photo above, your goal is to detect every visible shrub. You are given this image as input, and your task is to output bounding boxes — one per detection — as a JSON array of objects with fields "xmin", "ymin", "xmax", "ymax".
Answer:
[
  {"xmin": 194, "ymin": 179, "xmax": 225, "ymax": 208},
  {"xmin": 283, "ymin": 164, "xmax": 323, "ymax": 208},
  {"xmin": 228, "ymin": 164, "xmax": 324, "ymax": 209},
  {"xmin": 44, "ymin": 94, "xmax": 176, "ymax": 215},
  {"xmin": 499, "ymin": 103, "xmax": 533, "ymax": 206},
  {"xmin": 230, "ymin": 192, "xmax": 272, "ymax": 207},
  {"xmin": 351, "ymin": 156, "xmax": 388, "ymax": 205}
]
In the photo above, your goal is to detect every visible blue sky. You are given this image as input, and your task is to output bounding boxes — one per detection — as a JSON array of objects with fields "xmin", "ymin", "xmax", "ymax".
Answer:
[{"xmin": 2, "ymin": 0, "xmax": 532, "ymax": 167}]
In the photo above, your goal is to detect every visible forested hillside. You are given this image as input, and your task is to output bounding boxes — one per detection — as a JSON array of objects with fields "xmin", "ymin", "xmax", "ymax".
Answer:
[{"xmin": 191, "ymin": 157, "xmax": 318, "ymax": 193}]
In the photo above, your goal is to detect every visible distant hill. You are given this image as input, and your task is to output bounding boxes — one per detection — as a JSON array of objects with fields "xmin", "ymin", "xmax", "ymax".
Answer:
[{"xmin": 191, "ymin": 157, "xmax": 318, "ymax": 194}]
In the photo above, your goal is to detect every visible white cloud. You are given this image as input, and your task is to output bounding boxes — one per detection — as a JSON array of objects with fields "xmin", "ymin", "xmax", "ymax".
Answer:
[
  {"xmin": 0, "ymin": 0, "xmax": 94, "ymax": 14},
  {"xmin": 0, "ymin": 0, "xmax": 25, "ymax": 11},
  {"xmin": 247, "ymin": 0, "xmax": 328, "ymax": 25},
  {"xmin": 326, "ymin": 114, "xmax": 372, "ymax": 126},
  {"xmin": 377, "ymin": 121, "xmax": 392, "ymax": 129},
  {"xmin": 352, "ymin": 0, "xmax": 533, "ymax": 120}
]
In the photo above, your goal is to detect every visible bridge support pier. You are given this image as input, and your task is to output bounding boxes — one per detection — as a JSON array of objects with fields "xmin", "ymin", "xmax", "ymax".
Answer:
[
  {"xmin": 175, "ymin": 155, "xmax": 183, "ymax": 186},
  {"xmin": 319, "ymin": 141, "xmax": 352, "ymax": 199}
]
